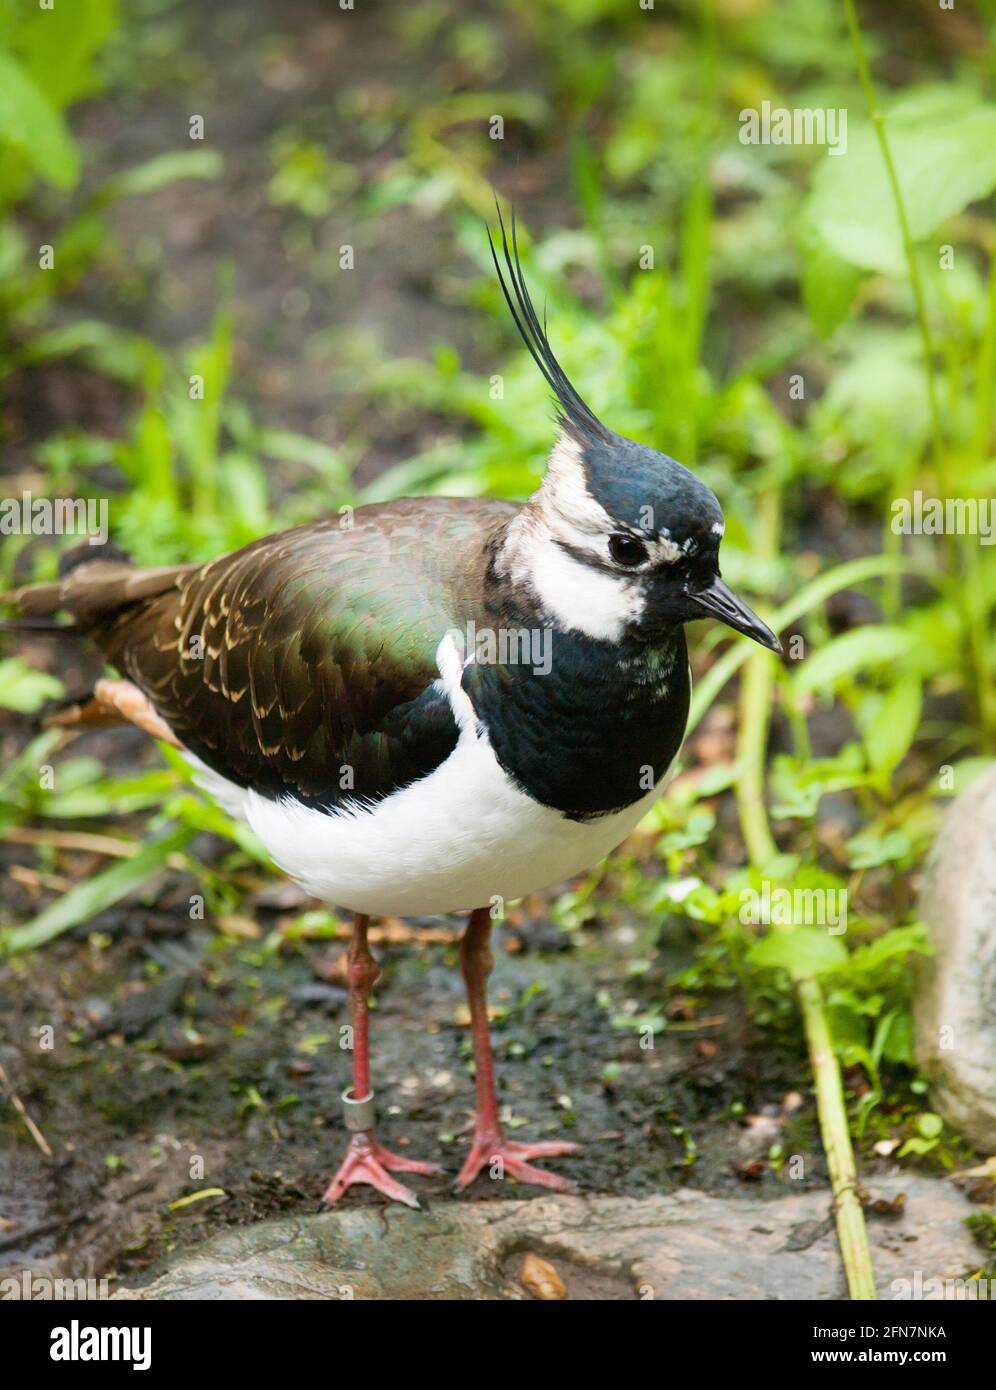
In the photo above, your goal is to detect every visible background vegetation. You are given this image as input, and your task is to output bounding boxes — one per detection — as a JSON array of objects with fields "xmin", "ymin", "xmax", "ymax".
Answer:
[{"xmin": 1, "ymin": 0, "xmax": 994, "ymax": 1230}]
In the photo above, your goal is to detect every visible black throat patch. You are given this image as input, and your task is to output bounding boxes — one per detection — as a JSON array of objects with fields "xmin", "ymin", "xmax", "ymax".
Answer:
[{"xmin": 464, "ymin": 574, "xmax": 689, "ymax": 820}]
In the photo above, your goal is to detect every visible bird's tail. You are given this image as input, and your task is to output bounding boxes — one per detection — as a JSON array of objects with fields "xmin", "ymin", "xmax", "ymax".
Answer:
[
  {"xmin": 3, "ymin": 540, "xmax": 195, "ymax": 735},
  {"xmin": 2, "ymin": 540, "xmax": 189, "ymax": 632}
]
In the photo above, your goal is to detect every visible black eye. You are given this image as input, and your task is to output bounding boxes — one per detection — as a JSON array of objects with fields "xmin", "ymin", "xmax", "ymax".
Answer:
[{"xmin": 608, "ymin": 533, "xmax": 649, "ymax": 568}]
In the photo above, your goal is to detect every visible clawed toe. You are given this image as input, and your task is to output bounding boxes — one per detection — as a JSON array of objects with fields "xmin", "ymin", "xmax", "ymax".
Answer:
[
  {"xmin": 322, "ymin": 1132, "xmax": 441, "ymax": 1210},
  {"xmin": 456, "ymin": 1132, "xmax": 580, "ymax": 1192}
]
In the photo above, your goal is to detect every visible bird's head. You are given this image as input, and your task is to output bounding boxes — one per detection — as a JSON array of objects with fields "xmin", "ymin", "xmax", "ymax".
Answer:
[{"xmin": 490, "ymin": 210, "xmax": 781, "ymax": 654}]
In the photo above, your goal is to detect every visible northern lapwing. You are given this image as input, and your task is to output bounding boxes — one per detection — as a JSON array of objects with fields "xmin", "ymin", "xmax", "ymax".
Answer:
[{"xmin": 6, "ymin": 213, "xmax": 781, "ymax": 1208}]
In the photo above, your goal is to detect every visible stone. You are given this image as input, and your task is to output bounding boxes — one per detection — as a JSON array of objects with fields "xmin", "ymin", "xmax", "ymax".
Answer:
[
  {"xmin": 116, "ymin": 1175, "xmax": 982, "ymax": 1301},
  {"xmin": 915, "ymin": 765, "xmax": 996, "ymax": 1153}
]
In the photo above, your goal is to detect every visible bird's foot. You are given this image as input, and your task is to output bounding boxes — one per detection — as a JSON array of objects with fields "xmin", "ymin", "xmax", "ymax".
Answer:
[
  {"xmin": 321, "ymin": 1131, "xmax": 442, "ymax": 1210},
  {"xmin": 456, "ymin": 1126, "xmax": 579, "ymax": 1193}
]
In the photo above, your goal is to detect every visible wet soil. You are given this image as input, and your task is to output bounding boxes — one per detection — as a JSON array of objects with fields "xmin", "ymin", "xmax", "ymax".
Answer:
[{"xmin": 0, "ymin": 880, "xmax": 822, "ymax": 1286}]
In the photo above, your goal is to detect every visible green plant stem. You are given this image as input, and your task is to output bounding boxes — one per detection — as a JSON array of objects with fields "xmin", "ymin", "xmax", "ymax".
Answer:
[
  {"xmin": 972, "ymin": 237, "xmax": 996, "ymax": 463},
  {"xmin": 963, "ymin": 524, "xmax": 996, "ymax": 750},
  {"xmin": 783, "ymin": 678, "xmax": 812, "ymax": 763},
  {"xmin": 736, "ymin": 650, "xmax": 779, "ymax": 868},
  {"xmin": 734, "ymin": 485, "xmax": 877, "ymax": 1301},
  {"xmin": 734, "ymin": 489, "xmax": 780, "ymax": 867},
  {"xmin": 798, "ymin": 976, "xmax": 878, "ymax": 1298},
  {"xmin": 968, "ymin": 241, "xmax": 996, "ymax": 748},
  {"xmin": 843, "ymin": 0, "xmax": 943, "ymax": 472},
  {"xmin": 845, "ymin": 0, "xmax": 993, "ymax": 749}
]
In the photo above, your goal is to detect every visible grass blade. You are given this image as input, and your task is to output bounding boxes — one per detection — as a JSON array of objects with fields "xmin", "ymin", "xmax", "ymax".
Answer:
[{"xmin": 1, "ymin": 825, "xmax": 196, "ymax": 955}]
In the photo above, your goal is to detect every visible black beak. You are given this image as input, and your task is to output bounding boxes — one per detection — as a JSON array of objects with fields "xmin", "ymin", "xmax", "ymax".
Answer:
[{"xmin": 687, "ymin": 577, "xmax": 782, "ymax": 654}]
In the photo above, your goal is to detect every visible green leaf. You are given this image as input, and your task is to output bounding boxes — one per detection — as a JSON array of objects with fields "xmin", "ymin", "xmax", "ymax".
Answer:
[
  {"xmin": 657, "ymin": 808, "xmax": 715, "ymax": 856},
  {"xmin": 880, "ymin": 1013, "xmax": 914, "ymax": 1067},
  {"xmin": 220, "ymin": 452, "xmax": 270, "ymax": 541},
  {"xmin": 257, "ymin": 428, "xmax": 344, "ymax": 477},
  {"xmin": 39, "ymin": 768, "xmax": 177, "ymax": 819},
  {"xmin": 846, "ymin": 924, "xmax": 930, "ymax": 977},
  {"xmin": 18, "ymin": 320, "xmax": 156, "ymax": 383},
  {"xmin": 799, "ymin": 220, "xmax": 865, "ymax": 337},
  {"xmin": 793, "ymin": 626, "xmax": 914, "ymax": 696},
  {"xmin": 769, "ymin": 748, "xmax": 868, "ymax": 822},
  {"xmin": 0, "ymin": 657, "xmax": 63, "ymax": 713},
  {"xmin": 898, "ymin": 1136, "xmax": 938, "ymax": 1157},
  {"xmin": 845, "ymin": 830, "xmax": 913, "ymax": 870},
  {"xmin": 859, "ymin": 676, "xmax": 922, "ymax": 778},
  {"xmin": 686, "ymin": 555, "xmax": 913, "ymax": 736},
  {"xmin": 747, "ymin": 927, "xmax": 849, "ymax": 981},
  {"xmin": 6, "ymin": 0, "xmax": 118, "ymax": 110},
  {"xmin": 164, "ymin": 791, "xmax": 269, "ymax": 864},
  {"xmin": 916, "ymin": 1112, "xmax": 944, "ymax": 1140},
  {"xmin": 167, "ymin": 1188, "xmax": 227, "ymax": 1211},
  {"xmin": 811, "ymin": 331, "xmax": 932, "ymax": 467},
  {"xmin": 806, "ymin": 88, "xmax": 996, "ymax": 275},
  {"xmin": 0, "ymin": 728, "xmax": 61, "ymax": 800},
  {"xmin": 0, "ymin": 50, "xmax": 79, "ymax": 189},
  {"xmin": 111, "ymin": 149, "xmax": 223, "ymax": 199},
  {"xmin": 1, "ymin": 825, "xmax": 196, "ymax": 955}
]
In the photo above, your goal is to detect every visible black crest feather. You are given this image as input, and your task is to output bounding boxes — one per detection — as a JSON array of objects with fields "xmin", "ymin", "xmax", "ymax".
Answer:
[{"xmin": 488, "ymin": 204, "xmax": 613, "ymax": 447}]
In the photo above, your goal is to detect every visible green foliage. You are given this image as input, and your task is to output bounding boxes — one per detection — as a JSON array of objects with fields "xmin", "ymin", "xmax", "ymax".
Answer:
[
  {"xmin": 966, "ymin": 1210, "xmax": 996, "ymax": 1248},
  {"xmin": 804, "ymin": 88, "xmax": 996, "ymax": 277},
  {"xmin": 0, "ymin": 824, "xmax": 197, "ymax": 956},
  {"xmin": 0, "ymin": 0, "xmax": 117, "ymax": 202},
  {"xmin": 0, "ymin": 0, "xmax": 223, "ymax": 367},
  {"xmin": 0, "ymin": 47, "xmax": 80, "ymax": 192},
  {"xmin": 0, "ymin": 656, "xmax": 63, "ymax": 713},
  {"xmin": 747, "ymin": 927, "xmax": 848, "ymax": 981},
  {"xmin": 267, "ymin": 135, "xmax": 358, "ymax": 219}
]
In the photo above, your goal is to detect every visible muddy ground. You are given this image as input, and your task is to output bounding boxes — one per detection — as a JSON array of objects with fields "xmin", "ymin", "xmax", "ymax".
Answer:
[{"xmin": 1, "ymin": 853, "xmax": 825, "ymax": 1286}]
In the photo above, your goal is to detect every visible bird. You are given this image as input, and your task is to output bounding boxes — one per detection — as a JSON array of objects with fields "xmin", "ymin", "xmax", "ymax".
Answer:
[{"xmin": 5, "ymin": 211, "xmax": 781, "ymax": 1209}]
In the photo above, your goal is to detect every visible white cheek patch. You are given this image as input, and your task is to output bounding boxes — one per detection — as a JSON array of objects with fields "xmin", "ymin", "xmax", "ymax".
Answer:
[{"xmin": 529, "ymin": 541, "xmax": 644, "ymax": 641}]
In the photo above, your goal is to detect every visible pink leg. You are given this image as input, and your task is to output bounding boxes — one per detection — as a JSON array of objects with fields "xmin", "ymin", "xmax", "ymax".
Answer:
[
  {"xmin": 456, "ymin": 907, "xmax": 578, "ymax": 1193},
  {"xmin": 321, "ymin": 914, "xmax": 440, "ymax": 1210}
]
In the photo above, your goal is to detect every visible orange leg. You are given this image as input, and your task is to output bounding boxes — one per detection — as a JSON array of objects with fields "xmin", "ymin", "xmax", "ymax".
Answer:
[
  {"xmin": 455, "ymin": 907, "xmax": 578, "ymax": 1192},
  {"xmin": 321, "ymin": 914, "xmax": 441, "ymax": 1210}
]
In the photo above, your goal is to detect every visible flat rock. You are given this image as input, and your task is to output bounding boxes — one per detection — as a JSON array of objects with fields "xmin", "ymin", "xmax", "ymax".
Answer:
[
  {"xmin": 117, "ymin": 1175, "xmax": 982, "ymax": 1300},
  {"xmin": 915, "ymin": 765, "xmax": 996, "ymax": 1153}
]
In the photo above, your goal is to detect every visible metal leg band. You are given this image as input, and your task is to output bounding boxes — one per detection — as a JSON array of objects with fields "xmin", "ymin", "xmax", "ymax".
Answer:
[{"xmin": 342, "ymin": 1087, "xmax": 376, "ymax": 1132}]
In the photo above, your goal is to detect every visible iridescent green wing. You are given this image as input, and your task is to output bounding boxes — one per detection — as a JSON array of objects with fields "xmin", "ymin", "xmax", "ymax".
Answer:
[{"xmin": 97, "ymin": 498, "xmax": 515, "ymax": 807}]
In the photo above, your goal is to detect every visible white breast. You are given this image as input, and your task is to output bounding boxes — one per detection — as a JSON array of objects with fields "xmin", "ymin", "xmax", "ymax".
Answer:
[
  {"xmin": 181, "ymin": 635, "xmax": 675, "ymax": 917},
  {"xmin": 184, "ymin": 743, "xmax": 661, "ymax": 916},
  {"xmin": 268, "ymin": 744, "xmax": 662, "ymax": 915}
]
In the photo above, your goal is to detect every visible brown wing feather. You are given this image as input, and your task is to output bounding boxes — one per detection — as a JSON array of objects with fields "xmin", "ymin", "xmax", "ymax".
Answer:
[{"xmin": 29, "ymin": 499, "xmax": 515, "ymax": 808}]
